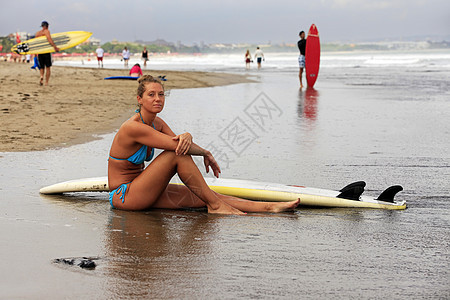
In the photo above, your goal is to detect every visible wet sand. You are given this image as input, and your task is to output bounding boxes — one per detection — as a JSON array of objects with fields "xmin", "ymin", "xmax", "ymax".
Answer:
[
  {"xmin": 0, "ymin": 61, "xmax": 252, "ymax": 152},
  {"xmin": 1, "ymin": 59, "xmax": 449, "ymax": 298}
]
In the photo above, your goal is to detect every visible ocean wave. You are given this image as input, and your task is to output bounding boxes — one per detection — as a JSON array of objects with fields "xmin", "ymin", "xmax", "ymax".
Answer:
[{"xmin": 54, "ymin": 51, "xmax": 450, "ymax": 72}]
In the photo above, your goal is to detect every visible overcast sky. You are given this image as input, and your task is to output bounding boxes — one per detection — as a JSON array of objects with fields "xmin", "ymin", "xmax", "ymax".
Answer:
[{"xmin": 1, "ymin": 0, "xmax": 449, "ymax": 44}]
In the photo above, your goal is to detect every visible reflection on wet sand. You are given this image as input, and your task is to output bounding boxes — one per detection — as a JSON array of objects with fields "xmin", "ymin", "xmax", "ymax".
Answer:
[
  {"xmin": 296, "ymin": 87, "xmax": 320, "ymax": 154},
  {"xmin": 298, "ymin": 87, "xmax": 319, "ymax": 122},
  {"xmin": 104, "ymin": 209, "xmax": 218, "ymax": 298}
]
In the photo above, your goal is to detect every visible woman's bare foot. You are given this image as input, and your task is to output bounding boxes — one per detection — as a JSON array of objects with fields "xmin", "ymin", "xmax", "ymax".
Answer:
[
  {"xmin": 269, "ymin": 199, "xmax": 300, "ymax": 213},
  {"xmin": 207, "ymin": 201, "xmax": 246, "ymax": 215},
  {"xmin": 39, "ymin": 77, "xmax": 43, "ymax": 86}
]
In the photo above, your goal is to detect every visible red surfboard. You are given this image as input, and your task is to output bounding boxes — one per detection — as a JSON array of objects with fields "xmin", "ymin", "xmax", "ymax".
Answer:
[{"xmin": 305, "ymin": 24, "xmax": 320, "ymax": 88}]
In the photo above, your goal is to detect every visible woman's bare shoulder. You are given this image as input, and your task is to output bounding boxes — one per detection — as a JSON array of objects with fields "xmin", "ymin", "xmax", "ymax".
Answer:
[
  {"xmin": 119, "ymin": 115, "xmax": 141, "ymax": 131},
  {"xmin": 153, "ymin": 116, "xmax": 168, "ymax": 131}
]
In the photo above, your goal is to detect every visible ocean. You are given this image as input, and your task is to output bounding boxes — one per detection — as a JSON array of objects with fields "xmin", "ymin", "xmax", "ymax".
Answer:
[
  {"xmin": 55, "ymin": 49, "xmax": 450, "ymax": 73},
  {"xmin": 2, "ymin": 50, "xmax": 449, "ymax": 298}
]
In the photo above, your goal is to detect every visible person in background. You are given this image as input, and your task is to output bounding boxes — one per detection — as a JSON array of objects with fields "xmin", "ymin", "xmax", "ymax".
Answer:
[
  {"xmin": 12, "ymin": 53, "xmax": 20, "ymax": 63},
  {"xmin": 129, "ymin": 63, "xmax": 143, "ymax": 77},
  {"xmin": 245, "ymin": 49, "xmax": 252, "ymax": 70},
  {"xmin": 297, "ymin": 30, "xmax": 307, "ymax": 88},
  {"xmin": 35, "ymin": 21, "xmax": 59, "ymax": 86},
  {"xmin": 25, "ymin": 53, "xmax": 31, "ymax": 63},
  {"xmin": 122, "ymin": 47, "xmax": 130, "ymax": 67},
  {"xmin": 31, "ymin": 55, "xmax": 40, "ymax": 70},
  {"xmin": 254, "ymin": 47, "xmax": 265, "ymax": 69},
  {"xmin": 96, "ymin": 45, "xmax": 104, "ymax": 68},
  {"xmin": 142, "ymin": 47, "xmax": 149, "ymax": 67}
]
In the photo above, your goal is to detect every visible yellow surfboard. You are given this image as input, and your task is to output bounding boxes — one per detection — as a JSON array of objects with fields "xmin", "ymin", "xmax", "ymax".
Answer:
[
  {"xmin": 39, "ymin": 177, "xmax": 407, "ymax": 210},
  {"xmin": 11, "ymin": 31, "xmax": 92, "ymax": 55}
]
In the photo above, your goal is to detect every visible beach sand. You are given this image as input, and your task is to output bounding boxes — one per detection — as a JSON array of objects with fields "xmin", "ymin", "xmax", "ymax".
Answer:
[{"xmin": 0, "ymin": 61, "xmax": 252, "ymax": 152}]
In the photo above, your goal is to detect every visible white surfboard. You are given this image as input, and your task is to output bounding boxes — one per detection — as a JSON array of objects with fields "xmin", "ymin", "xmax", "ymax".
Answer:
[{"xmin": 40, "ymin": 177, "xmax": 406, "ymax": 210}]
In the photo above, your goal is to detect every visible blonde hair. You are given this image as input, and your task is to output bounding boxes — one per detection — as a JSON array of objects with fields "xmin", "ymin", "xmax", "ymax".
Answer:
[
  {"xmin": 137, "ymin": 75, "xmax": 163, "ymax": 97},
  {"xmin": 136, "ymin": 75, "xmax": 164, "ymax": 112}
]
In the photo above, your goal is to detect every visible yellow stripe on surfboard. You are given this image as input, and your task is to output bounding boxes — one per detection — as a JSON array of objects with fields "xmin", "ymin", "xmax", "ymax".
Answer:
[
  {"xmin": 171, "ymin": 183, "xmax": 407, "ymax": 210},
  {"xmin": 11, "ymin": 31, "xmax": 92, "ymax": 54}
]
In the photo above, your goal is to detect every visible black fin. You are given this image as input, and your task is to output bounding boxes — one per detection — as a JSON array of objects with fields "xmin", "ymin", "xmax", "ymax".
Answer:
[
  {"xmin": 376, "ymin": 185, "xmax": 403, "ymax": 203},
  {"xmin": 337, "ymin": 181, "xmax": 366, "ymax": 201}
]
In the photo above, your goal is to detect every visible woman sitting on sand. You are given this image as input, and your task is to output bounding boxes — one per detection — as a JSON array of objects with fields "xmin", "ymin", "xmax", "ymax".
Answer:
[
  {"xmin": 108, "ymin": 75, "xmax": 300, "ymax": 214},
  {"xmin": 129, "ymin": 63, "xmax": 143, "ymax": 77}
]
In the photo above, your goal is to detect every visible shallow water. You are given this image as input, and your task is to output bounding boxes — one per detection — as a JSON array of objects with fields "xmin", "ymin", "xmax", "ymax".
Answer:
[{"xmin": 1, "ymin": 52, "xmax": 449, "ymax": 298}]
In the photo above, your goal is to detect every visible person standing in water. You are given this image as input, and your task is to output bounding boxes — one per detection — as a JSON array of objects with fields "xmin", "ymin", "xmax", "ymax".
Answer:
[
  {"xmin": 107, "ymin": 75, "xmax": 300, "ymax": 213},
  {"xmin": 142, "ymin": 47, "xmax": 149, "ymax": 67},
  {"xmin": 96, "ymin": 45, "xmax": 104, "ymax": 68},
  {"xmin": 254, "ymin": 47, "xmax": 265, "ymax": 69},
  {"xmin": 245, "ymin": 49, "xmax": 252, "ymax": 70},
  {"xmin": 297, "ymin": 31, "xmax": 307, "ymax": 88},
  {"xmin": 35, "ymin": 21, "xmax": 59, "ymax": 86},
  {"xmin": 122, "ymin": 47, "xmax": 130, "ymax": 67}
]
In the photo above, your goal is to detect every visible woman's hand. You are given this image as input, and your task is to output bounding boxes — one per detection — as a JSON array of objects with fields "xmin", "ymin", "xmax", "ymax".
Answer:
[
  {"xmin": 204, "ymin": 151, "xmax": 221, "ymax": 178},
  {"xmin": 172, "ymin": 132, "xmax": 192, "ymax": 155}
]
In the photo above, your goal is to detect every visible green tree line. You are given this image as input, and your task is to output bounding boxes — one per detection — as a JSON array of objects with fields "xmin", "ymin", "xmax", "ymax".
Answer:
[
  {"xmin": 0, "ymin": 36, "xmax": 173, "ymax": 54},
  {"xmin": 0, "ymin": 37, "xmax": 14, "ymax": 53},
  {"xmin": 63, "ymin": 42, "xmax": 171, "ymax": 54}
]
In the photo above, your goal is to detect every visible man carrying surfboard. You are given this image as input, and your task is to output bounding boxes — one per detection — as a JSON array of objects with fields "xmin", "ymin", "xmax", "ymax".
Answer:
[
  {"xmin": 297, "ymin": 31, "xmax": 306, "ymax": 88},
  {"xmin": 35, "ymin": 21, "xmax": 59, "ymax": 86}
]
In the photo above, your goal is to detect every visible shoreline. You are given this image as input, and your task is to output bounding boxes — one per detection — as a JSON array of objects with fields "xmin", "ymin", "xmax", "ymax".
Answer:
[{"xmin": 0, "ymin": 61, "xmax": 254, "ymax": 152}]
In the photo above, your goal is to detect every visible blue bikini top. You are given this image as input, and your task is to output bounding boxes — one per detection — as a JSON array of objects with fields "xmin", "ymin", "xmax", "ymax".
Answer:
[{"xmin": 109, "ymin": 113, "xmax": 155, "ymax": 165}]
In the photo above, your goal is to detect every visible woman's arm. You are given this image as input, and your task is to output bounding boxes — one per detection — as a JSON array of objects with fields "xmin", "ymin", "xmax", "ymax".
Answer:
[
  {"xmin": 127, "ymin": 120, "xmax": 202, "ymax": 155},
  {"xmin": 167, "ymin": 129, "xmax": 220, "ymax": 176},
  {"xmin": 127, "ymin": 121, "xmax": 179, "ymax": 151},
  {"xmin": 128, "ymin": 119, "xmax": 222, "ymax": 177},
  {"xmin": 157, "ymin": 117, "xmax": 194, "ymax": 155}
]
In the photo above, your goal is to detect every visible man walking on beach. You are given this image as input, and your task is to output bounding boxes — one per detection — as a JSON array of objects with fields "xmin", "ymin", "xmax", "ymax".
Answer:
[
  {"xmin": 297, "ymin": 31, "xmax": 306, "ymax": 88},
  {"xmin": 35, "ymin": 21, "xmax": 59, "ymax": 86},
  {"xmin": 96, "ymin": 45, "xmax": 104, "ymax": 68}
]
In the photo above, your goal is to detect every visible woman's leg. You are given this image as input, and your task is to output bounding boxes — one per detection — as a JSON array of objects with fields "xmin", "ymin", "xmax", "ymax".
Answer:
[
  {"xmin": 214, "ymin": 191, "xmax": 300, "ymax": 213},
  {"xmin": 112, "ymin": 151, "xmax": 244, "ymax": 214},
  {"xmin": 153, "ymin": 186, "xmax": 299, "ymax": 213}
]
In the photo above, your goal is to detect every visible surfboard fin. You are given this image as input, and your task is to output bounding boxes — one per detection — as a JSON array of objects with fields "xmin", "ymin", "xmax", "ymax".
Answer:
[
  {"xmin": 376, "ymin": 185, "xmax": 403, "ymax": 203},
  {"xmin": 337, "ymin": 181, "xmax": 366, "ymax": 201}
]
